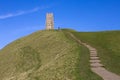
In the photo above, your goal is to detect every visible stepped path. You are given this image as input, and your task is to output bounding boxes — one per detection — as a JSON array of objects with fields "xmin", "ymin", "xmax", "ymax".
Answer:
[{"xmin": 68, "ymin": 32, "xmax": 120, "ymax": 80}]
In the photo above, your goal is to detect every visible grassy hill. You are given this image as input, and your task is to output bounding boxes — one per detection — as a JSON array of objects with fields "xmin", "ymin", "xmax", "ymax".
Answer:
[
  {"xmin": 0, "ymin": 30, "xmax": 102, "ymax": 80},
  {"xmin": 71, "ymin": 31, "xmax": 120, "ymax": 75}
]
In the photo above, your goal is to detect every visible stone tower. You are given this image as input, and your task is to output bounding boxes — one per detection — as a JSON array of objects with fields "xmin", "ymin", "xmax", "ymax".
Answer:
[{"xmin": 46, "ymin": 13, "xmax": 54, "ymax": 30}]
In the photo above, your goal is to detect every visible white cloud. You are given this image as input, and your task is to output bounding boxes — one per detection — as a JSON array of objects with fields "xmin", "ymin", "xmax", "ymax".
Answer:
[{"xmin": 0, "ymin": 7, "xmax": 47, "ymax": 19}]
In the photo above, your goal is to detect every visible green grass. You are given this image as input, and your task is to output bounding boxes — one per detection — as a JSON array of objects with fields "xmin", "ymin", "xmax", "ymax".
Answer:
[
  {"xmin": 71, "ymin": 31, "xmax": 120, "ymax": 75},
  {"xmin": 0, "ymin": 30, "xmax": 86, "ymax": 80}
]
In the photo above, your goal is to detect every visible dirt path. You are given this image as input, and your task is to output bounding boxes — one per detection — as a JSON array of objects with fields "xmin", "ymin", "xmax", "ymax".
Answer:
[{"xmin": 69, "ymin": 32, "xmax": 120, "ymax": 80}]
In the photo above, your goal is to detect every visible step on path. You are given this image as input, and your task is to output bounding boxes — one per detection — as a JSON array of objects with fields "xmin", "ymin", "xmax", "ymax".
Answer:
[
  {"xmin": 69, "ymin": 32, "xmax": 120, "ymax": 80},
  {"xmin": 90, "ymin": 60, "xmax": 101, "ymax": 63}
]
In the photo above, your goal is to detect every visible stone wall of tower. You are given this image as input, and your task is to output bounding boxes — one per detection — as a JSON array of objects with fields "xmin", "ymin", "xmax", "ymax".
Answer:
[{"xmin": 46, "ymin": 13, "xmax": 54, "ymax": 30}]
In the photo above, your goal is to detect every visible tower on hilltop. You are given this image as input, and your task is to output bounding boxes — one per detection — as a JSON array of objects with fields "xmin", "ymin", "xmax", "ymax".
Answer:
[{"xmin": 46, "ymin": 13, "xmax": 54, "ymax": 30}]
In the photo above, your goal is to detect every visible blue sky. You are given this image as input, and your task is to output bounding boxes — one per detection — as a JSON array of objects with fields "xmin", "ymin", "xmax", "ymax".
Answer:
[{"xmin": 0, "ymin": 0, "xmax": 120, "ymax": 49}]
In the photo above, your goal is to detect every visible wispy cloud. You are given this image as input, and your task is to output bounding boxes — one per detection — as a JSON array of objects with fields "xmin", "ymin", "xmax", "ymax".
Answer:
[{"xmin": 0, "ymin": 6, "xmax": 48, "ymax": 19}]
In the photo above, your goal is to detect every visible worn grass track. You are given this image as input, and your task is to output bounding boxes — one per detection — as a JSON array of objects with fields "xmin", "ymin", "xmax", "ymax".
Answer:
[
  {"xmin": 63, "ymin": 30, "xmax": 103, "ymax": 80},
  {"xmin": 71, "ymin": 31, "xmax": 120, "ymax": 75}
]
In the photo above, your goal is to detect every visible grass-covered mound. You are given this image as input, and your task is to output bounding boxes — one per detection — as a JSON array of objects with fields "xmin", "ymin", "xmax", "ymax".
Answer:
[
  {"xmin": 0, "ymin": 30, "xmax": 103, "ymax": 80},
  {"xmin": 72, "ymin": 31, "xmax": 120, "ymax": 75},
  {"xmin": 0, "ymin": 30, "xmax": 79, "ymax": 80}
]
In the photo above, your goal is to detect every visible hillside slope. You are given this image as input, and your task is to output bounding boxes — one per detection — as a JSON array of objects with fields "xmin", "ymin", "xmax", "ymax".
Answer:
[
  {"xmin": 71, "ymin": 31, "xmax": 120, "ymax": 75},
  {"xmin": 0, "ymin": 30, "xmax": 103, "ymax": 80},
  {"xmin": 0, "ymin": 30, "xmax": 79, "ymax": 80}
]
